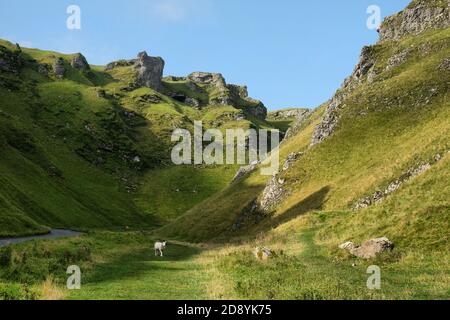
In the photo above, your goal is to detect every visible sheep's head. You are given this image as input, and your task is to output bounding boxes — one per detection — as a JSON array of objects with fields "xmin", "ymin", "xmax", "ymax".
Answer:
[{"xmin": 162, "ymin": 241, "xmax": 167, "ymax": 247}]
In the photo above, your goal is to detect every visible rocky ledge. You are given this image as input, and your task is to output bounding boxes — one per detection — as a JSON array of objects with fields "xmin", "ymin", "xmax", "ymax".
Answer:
[{"xmin": 379, "ymin": 0, "xmax": 450, "ymax": 42}]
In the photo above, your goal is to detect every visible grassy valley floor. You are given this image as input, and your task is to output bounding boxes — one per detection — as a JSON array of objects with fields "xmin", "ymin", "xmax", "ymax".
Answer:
[{"xmin": 1, "ymin": 217, "xmax": 447, "ymax": 300}]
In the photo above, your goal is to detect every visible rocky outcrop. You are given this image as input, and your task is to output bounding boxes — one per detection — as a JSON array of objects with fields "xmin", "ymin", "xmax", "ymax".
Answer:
[
  {"xmin": 379, "ymin": 0, "xmax": 450, "ymax": 42},
  {"xmin": 187, "ymin": 72, "xmax": 226, "ymax": 85},
  {"xmin": 105, "ymin": 59, "xmax": 135, "ymax": 71},
  {"xmin": 187, "ymin": 72, "xmax": 233, "ymax": 105},
  {"xmin": 169, "ymin": 93, "xmax": 200, "ymax": 108},
  {"xmin": 228, "ymin": 84, "xmax": 249, "ymax": 99},
  {"xmin": 353, "ymin": 153, "xmax": 444, "ymax": 210},
  {"xmin": 134, "ymin": 51, "xmax": 165, "ymax": 91},
  {"xmin": 340, "ymin": 237, "xmax": 394, "ymax": 259},
  {"xmin": 284, "ymin": 109, "xmax": 312, "ymax": 140},
  {"xmin": 438, "ymin": 57, "xmax": 450, "ymax": 71},
  {"xmin": 311, "ymin": 94, "xmax": 344, "ymax": 146},
  {"xmin": 282, "ymin": 152, "xmax": 303, "ymax": 171},
  {"xmin": 0, "ymin": 45, "xmax": 23, "ymax": 74},
  {"xmin": 37, "ymin": 64, "xmax": 50, "ymax": 76},
  {"xmin": 259, "ymin": 174, "xmax": 286, "ymax": 211},
  {"xmin": 270, "ymin": 108, "xmax": 309, "ymax": 120},
  {"xmin": 53, "ymin": 57, "xmax": 66, "ymax": 79},
  {"xmin": 243, "ymin": 102, "xmax": 267, "ymax": 120},
  {"xmin": 186, "ymin": 72, "xmax": 267, "ymax": 119},
  {"xmin": 71, "ymin": 53, "xmax": 90, "ymax": 71},
  {"xmin": 232, "ymin": 161, "xmax": 259, "ymax": 183},
  {"xmin": 386, "ymin": 48, "xmax": 413, "ymax": 70}
]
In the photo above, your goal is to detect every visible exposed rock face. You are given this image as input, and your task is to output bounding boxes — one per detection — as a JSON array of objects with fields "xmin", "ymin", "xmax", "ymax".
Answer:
[
  {"xmin": 386, "ymin": 48, "xmax": 413, "ymax": 70},
  {"xmin": 169, "ymin": 93, "xmax": 200, "ymax": 108},
  {"xmin": 284, "ymin": 109, "xmax": 312, "ymax": 140},
  {"xmin": 232, "ymin": 161, "xmax": 259, "ymax": 183},
  {"xmin": 259, "ymin": 174, "xmax": 286, "ymax": 212},
  {"xmin": 0, "ymin": 45, "xmax": 23, "ymax": 74},
  {"xmin": 71, "ymin": 53, "xmax": 90, "ymax": 71},
  {"xmin": 187, "ymin": 72, "xmax": 233, "ymax": 105},
  {"xmin": 379, "ymin": 0, "xmax": 450, "ymax": 42},
  {"xmin": 105, "ymin": 59, "xmax": 135, "ymax": 71},
  {"xmin": 185, "ymin": 80, "xmax": 202, "ymax": 93},
  {"xmin": 228, "ymin": 84, "xmax": 249, "ymax": 99},
  {"xmin": 353, "ymin": 155, "xmax": 444, "ymax": 210},
  {"xmin": 53, "ymin": 57, "xmax": 66, "ymax": 79},
  {"xmin": 187, "ymin": 72, "xmax": 226, "ymax": 85},
  {"xmin": 37, "ymin": 64, "xmax": 50, "ymax": 76},
  {"xmin": 270, "ymin": 108, "xmax": 309, "ymax": 120},
  {"xmin": 134, "ymin": 51, "xmax": 165, "ymax": 91},
  {"xmin": 282, "ymin": 152, "xmax": 303, "ymax": 171},
  {"xmin": 438, "ymin": 57, "xmax": 450, "ymax": 71},
  {"xmin": 186, "ymin": 72, "xmax": 268, "ymax": 119},
  {"xmin": 340, "ymin": 237, "xmax": 394, "ymax": 259},
  {"xmin": 244, "ymin": 102, "xmax": 268, "ymax": 120},
  {"xmin": 311, "ymin": 95, "xmax": 343, "ymax": 146}
]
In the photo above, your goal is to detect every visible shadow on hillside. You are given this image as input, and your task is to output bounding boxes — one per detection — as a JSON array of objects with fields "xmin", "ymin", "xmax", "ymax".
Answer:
[
  {"xmin": 264, "ymin": 185, "xmax": 331, "ymax": 230},
  {"xmin": 84, "ymin": 244, "xmax": 201, "ymax": 285}
]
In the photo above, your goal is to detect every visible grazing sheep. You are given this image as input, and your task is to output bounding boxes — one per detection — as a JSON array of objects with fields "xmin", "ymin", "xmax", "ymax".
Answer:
[{"xmin": 154, "ymin": 241, "xmax": 167, "ymax": 257}]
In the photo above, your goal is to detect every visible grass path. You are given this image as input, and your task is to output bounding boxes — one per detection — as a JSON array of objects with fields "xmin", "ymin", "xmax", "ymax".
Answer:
[{"xmin": 67, "ymin": 242, "xmax": 211, "ymax": 300}]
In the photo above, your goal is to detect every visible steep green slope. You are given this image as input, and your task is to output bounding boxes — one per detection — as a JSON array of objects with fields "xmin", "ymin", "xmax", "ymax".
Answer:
[{"xmin": 0, "ymin": 39, "xmax": 276, "ymax": 236}]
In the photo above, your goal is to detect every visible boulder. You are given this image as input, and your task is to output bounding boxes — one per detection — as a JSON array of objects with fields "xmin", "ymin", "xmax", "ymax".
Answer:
[
  {"xmin": 339, "ymin": 241, "xmax": 357, "ymax": 251},
  {"xmin": 254, "ymin": 247, "xmax": 272, "ymax": 261},
  {"xmin": 340, "ymin": 237, "xmax": 394, "ymax": 259},
  {"xmin": 134, "ymin": 51, "xmax": 165, "ymax": 91}
]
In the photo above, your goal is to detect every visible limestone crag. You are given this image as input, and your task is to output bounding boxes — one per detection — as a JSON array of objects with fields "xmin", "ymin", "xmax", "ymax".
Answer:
[
  {"xmin": 134, "ymin": 51, "xmax": 165, "ymax": 92},
  {"xmin": 379, "ymin": 0, "xmax": 450, "ymax": 42}
]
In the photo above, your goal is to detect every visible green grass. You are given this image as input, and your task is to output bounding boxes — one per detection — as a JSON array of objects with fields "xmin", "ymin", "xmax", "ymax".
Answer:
[
  {"xmin": 0, "ymin": 232, "xmax": 212, "ymax": 300},
  {"xmin": 0, "ymin": 38, "xmax": 277, "ymax": 236},
  {"xmin": 135, "ymin": 165, "xmax": 239, "ymax": 224},
  {"xmin": 216, "ymin": 224, "xmax": 449, "ymax": 300}
]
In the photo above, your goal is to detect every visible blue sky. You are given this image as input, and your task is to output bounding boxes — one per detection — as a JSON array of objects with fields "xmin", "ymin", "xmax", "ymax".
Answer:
[{"xmin": 0, "ymin": 0, "xmax": 410, "ymax": 110}]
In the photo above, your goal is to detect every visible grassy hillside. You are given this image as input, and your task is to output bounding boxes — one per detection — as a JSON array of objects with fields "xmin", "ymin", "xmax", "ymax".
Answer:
[
  {"xmin": 0, "ymin": 39, "xmax": 275, "ymax": 236},
  {"xmin": 161, "ymin": 24, "xmax": 450, "ymax": 242}
]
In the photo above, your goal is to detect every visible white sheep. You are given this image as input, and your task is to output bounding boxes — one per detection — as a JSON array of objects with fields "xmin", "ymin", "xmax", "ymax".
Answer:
[{"xmin": 154, "ymin": 241, "xmax": 167, "ymax": 257}]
